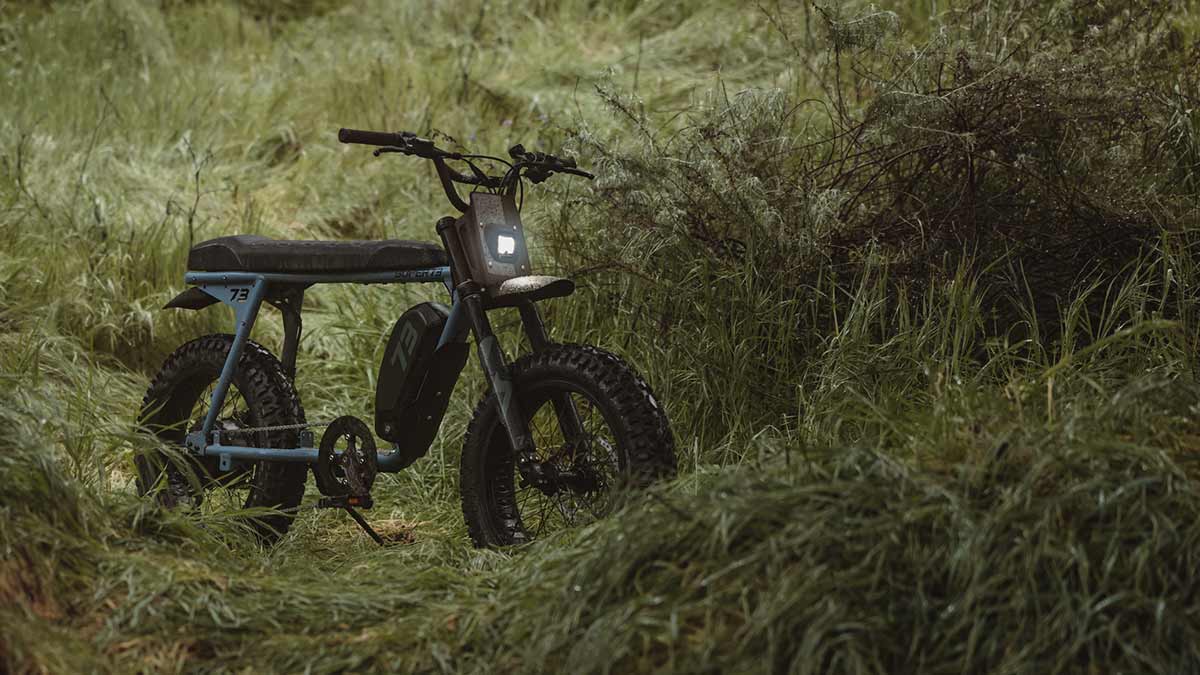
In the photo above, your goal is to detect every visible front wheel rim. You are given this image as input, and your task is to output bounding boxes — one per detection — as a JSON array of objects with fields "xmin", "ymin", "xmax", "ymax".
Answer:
[{"xmin": 489, "ymin": 381, "xmax": 627, "ymax": 541}]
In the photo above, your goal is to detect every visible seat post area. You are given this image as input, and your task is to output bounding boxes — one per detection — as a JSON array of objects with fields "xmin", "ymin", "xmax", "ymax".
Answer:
[{"xmin": 269, "ymin": 287, "xmax": 305, "ymax": 379}]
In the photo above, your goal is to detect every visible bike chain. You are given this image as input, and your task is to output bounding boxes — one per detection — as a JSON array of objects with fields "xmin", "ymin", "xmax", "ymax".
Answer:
[{"xmin": 216, "ymin": 419, "xmax": 336, "ymax": 435}]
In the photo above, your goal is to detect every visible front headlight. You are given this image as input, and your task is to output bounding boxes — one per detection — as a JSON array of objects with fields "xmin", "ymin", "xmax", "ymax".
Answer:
[
  {"xmin": 460, "ymin": 193, "xmax": 532, "ymax": 289},
  {"xmin": 496, "ymin": 233, "xmax": 517, "ymax": 258},
  {"xmin": 487, "ymin": 227, "xmax": 521, "ymax": 262}
]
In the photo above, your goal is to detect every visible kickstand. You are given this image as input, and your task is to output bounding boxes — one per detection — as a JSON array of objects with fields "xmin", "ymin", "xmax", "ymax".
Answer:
[
  {"xmin": 315, "ymin": 495, "xmax": 386, "ymax": 546},
  {"xmin": 345, "ymin": 506, "xmax": 385, "ymax": 546}
]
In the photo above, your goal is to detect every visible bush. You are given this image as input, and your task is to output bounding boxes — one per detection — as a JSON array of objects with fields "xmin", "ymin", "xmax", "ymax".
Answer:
[{"xmin": 545, "ymin": 0, "xmax": 1200, "ymax": 447}]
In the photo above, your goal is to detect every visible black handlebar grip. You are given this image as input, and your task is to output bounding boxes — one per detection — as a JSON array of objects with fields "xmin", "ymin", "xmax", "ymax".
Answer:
[{"xmin": 338, "ymin": 128, "xmax": 409, "ymax": 146}]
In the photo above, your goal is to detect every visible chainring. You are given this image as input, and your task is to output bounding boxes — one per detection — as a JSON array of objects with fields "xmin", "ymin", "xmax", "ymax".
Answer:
[{"xmin": 315, "ymin": 415, "xmax": 378, "ymax": 497}]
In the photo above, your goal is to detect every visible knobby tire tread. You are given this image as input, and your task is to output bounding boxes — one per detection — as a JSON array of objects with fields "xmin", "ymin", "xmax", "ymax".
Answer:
[
  {"xmin": 137, "ymin": 334, "xmax": 307, "ymax": 541},
  {"xmin": 460, "ymin": 343, "xmax": 676, "ymax": 547}
]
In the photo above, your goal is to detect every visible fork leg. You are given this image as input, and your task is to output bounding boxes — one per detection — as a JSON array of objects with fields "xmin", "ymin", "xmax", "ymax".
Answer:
[
  {"xmin": 459, "ymin": 286, "xmax": 571, "ymax": 494},
  {"xmin": 463, "ymin": 290, "xmax": 532, "ymax": 455},
  {"xmin": 518, "ymin": 300, "xmax": 586, "ymax": 442}
]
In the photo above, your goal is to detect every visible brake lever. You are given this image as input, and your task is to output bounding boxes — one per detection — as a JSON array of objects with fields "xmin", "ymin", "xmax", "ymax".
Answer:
[
  {"xmin": 372, "ymin": 146, "xmax": 408, "ymax": 157},
  {"xmin": 560, "ymin": 167, "xmax": 595, "ymax": 180}
]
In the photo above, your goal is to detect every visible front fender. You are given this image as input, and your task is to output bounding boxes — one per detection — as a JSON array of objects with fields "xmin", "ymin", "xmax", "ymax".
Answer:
[
  {"xmin": 484, "ymin": 275, "xmax": 575, "ymax": 308},
  {"xmin": 163, "ymin": 286, "xmax": 219, "ymax": 310}
]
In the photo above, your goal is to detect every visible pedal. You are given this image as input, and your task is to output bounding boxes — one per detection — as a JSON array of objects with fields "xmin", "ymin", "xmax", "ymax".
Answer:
[
  {"xmin": 315, "ymin": 493, "xmax": 384, "ymax": 546},
  {"xmin": 317, "ymin": 494, "xmax": 374, "ymax": 510}
]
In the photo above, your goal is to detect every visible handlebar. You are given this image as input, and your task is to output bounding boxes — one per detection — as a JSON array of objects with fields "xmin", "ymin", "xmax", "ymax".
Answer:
[
  {"xmin": 339, "ymin": 127, "xmax": 442, "ymax": 158},
  {"xmin": 338, "ymin": 128, "xmax": 412, "ymax": 147},
  {"xmin": 337, "ymin": 127, "xmax": 592, "ymax": 212}
]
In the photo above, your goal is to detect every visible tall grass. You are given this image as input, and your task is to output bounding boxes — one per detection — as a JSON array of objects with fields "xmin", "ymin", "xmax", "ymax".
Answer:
[{"xmin": 3, "ymin": 0, "xmax": 1200, "ymax": 672}]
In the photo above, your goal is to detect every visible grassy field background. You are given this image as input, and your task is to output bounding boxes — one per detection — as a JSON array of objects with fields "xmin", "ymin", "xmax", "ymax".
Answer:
[{"xmin": 3, "ymin": 0, "xmax": 1200, "ymax": 672}]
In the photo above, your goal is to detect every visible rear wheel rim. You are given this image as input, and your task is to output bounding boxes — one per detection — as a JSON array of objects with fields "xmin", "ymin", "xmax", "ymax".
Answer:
[{"xmin": 148, "ymin": 371, "xmax": 266, "ymax": 514}]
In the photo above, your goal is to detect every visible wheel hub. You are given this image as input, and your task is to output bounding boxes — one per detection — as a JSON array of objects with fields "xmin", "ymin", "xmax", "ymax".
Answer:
[
  {"xmin": 556, "ymin": 466, "xmax": 602, "ymax": 494},
  {"xmin": 188, "ymin": 415, "xmax": 253, "ymax": 482},
  {"xmin": 519, "ymin": 434, "xmax": 614, "ymax": 497}
]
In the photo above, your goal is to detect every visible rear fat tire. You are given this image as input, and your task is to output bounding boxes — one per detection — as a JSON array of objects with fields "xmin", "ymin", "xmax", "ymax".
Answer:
[
  {"xmin": 136, "ymin": 334, "xmax": 307, "ymax": 541},
  {"xmin": 460, "ymin": 344, "xmax": 677, "ymax": 547}
]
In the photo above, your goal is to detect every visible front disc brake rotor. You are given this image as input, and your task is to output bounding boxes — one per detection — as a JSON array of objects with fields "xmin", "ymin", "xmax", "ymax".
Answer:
[{"xmin": 559, "ymin": 435, "xmax": 617, "ymax": 496}]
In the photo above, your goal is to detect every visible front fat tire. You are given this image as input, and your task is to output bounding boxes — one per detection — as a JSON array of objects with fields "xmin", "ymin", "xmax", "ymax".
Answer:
[
  {"xmin": 136, "ymin": 334, "xmax": 307, "ymax": 542},
  {"xmin": 460, "ymin": 344, "xmax": 677, "ymax": 547}
]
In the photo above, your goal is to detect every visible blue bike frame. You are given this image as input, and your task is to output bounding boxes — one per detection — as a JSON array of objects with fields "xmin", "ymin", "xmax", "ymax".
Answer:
[{"xmin": 179, "ymin": 266, "xmax": 465, "ymax": 473}]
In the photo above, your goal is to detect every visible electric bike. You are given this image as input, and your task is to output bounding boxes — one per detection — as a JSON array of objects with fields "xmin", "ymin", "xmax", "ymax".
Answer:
[{"xmin": 135, "ymin": 128, "xmax": 677, "ymax": 546}]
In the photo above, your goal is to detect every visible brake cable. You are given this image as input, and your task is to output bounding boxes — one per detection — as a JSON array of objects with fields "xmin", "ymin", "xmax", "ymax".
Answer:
[{"xmin": 368, "ymin": 135, "xmax": 586, "ymax": 212}]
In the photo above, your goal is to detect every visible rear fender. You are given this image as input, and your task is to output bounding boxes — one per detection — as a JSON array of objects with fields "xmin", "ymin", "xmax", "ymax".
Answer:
[{"xmin": 164, "ymin": 286, "xmax": 219, "ymax": 310}]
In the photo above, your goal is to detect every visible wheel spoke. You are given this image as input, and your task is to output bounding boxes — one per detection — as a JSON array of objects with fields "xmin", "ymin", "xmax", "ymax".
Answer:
[
  {"xmin": 516, "ymin": 487, "xmax": 535, "ymax": 512},
  {"xmin": 497, "ymin": 385, "xmax": 628, "ymax": 542},
  {"xmin": 183, "ymin": 380, "xmax": 261, "ymax": 517},
  {"xmin": 533, "ymin": 492, "xmax": 549, "ymax": 537}
]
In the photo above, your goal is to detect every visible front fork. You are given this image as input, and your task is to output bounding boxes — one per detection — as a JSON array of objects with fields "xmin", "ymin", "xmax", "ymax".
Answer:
[
  {"xmin": 435, "ymin": 214, "xmax": 585, "ymax": 493},
  {"xmin": 457, "ymin": 285, "xmax": 584, "ymax": 493}
]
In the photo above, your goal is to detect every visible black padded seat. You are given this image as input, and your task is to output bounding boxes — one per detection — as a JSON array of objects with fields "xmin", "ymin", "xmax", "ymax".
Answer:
[{"xmin": 188, "ymin": 235, "xmax": 448, "ymax": 273}]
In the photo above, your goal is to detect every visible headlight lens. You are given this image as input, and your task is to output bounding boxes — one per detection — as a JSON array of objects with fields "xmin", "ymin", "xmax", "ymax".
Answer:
[{"xmin": 496, "ymin": 234, "xmax": 517, "ymax": 258}]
